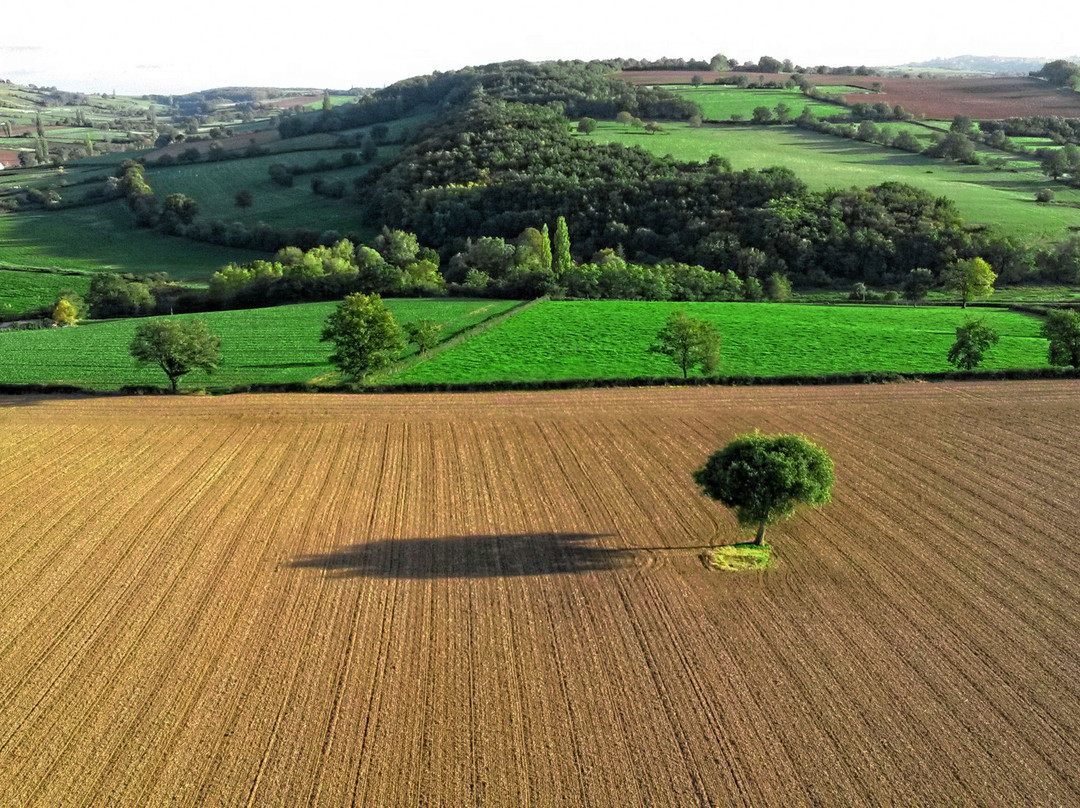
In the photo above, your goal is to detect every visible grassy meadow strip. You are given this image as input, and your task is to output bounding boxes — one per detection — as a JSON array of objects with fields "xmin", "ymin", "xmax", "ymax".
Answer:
[
  {"xmin": 391, "ymin": 300, "xmax": 1049, "ymax": 385},
  {"xmin": 663, "ymin": 85, "xmax": 849, "ymax": 120},
  {"xmin": 0, "ymin": 298, "xmax": 519, "ymax": 390}
]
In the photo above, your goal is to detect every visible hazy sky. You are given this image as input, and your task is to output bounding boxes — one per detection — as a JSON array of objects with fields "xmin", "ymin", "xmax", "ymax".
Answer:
[{"xmin": 2, "ymin": 0, "xmax": 1075, "ymax": 94}]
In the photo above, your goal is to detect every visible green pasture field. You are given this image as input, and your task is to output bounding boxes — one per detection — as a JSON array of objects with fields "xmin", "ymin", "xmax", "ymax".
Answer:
[
  {"xmin": 0, "ymin": 270, "xmax": 91, "ymax": 316},
  {"xmin": 392, "ymin": 300, "xmax": 1049, "ymax": 384},
  {"xmin": 583, "ymin": 122, "xmax": 1080, "ymax": 243},
  {"xmin": 299, "ymin": 95, "xmax": 357, "ymax": 110},
  {"xmin": 142, "ymin": 149, "xmax": 376, "ymax": 233},
  {"xmin": 254, "ymin": 110, "xmax": 433, "ymax": 155},
  {"xmin": 810, "ymin": 85, "xmax": 874, "ymax": 95},
  {"xmin": 0, "ymin": 205, "xmax": 261, "ymax": 279},
  {"xmin": 663, "ymin": 86, "xmax": 848, "ymax": 120},
  {"xmin": 1009, "ymin": 137, "xmax": 1065, "ymax": 151},
  {"xmin": 0, "ymin": 298, "xmax": 519, "ymax": 389}
]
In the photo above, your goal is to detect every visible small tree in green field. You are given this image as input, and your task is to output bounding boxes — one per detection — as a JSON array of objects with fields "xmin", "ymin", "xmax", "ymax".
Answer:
[
  {"xmin": 694, "ymin": 433, "xmax": 834, "ymax": 546},
  {"xmin": 404, "ymin": 319, "xmax": 442, "ymax": 354},
  {"xmin": 650, "ymin": 310, "xmax": 721, "ymax": 378},
  {"xmin": 1041, "ymin": 309, "xmax": 1080, "ymax": 368},
  {"xmin": 130, "ymin": 319, "xmax": 222, "ymax": 393},
  {"xmin": 321, "ymin": 293, "xmax": 404, "ymax": 381},
  {"xmin": 948, "ymin": 318, "xmax": 999, "ymax": 370}
]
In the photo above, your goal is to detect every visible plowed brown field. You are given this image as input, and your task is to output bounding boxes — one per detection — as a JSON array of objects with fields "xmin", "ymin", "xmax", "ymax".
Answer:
[
  {"xmin": 2, "ymin": 382, "xmax": 1080, "ymax": 806},
  {"xmin": 618, "ymin": 70, "xmax": 1080, "ymax": 119}
]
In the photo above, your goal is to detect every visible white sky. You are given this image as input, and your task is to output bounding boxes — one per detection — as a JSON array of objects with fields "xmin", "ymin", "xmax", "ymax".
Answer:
[{"xmin": 2, "ymin": 0, "xmax": 1076, "ymax": 95}]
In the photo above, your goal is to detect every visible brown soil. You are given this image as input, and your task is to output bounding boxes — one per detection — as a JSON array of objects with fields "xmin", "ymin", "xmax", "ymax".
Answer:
[
  {"xmin": 617, "ymin": 70, "xmax": 1080, "ymax": 120},
  {"xmin": 2, "ymin": 382, "xmax": 1079, "ymax": 805},
  {"xmin": 267, "ymin": 95, "xmax": 324, "ymax": 109},
  {"xmin": 144, "ymin": 127, "xmax": 281, "ymax": 160}
]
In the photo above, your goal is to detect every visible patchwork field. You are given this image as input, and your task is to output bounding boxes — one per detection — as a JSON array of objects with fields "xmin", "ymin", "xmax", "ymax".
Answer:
[
  {"xmin": 617, "ymin": 71, "xmax": 1080, "ymax": 120},
  {"xmin": 1, "ymin": 382, "xmax": 1079, "ymax": 805},
  {"xmin": 584, "ymin": 123, "xmax": 1080, "ymax": 242}
]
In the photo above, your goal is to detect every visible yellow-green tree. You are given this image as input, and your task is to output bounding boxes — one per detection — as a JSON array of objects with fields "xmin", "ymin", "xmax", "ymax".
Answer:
[
  {"xmin": 52, "ymin": 299, "xmax": 78, "ymax": 326},
  {"xmin": 941, "ymin": 257, "xmax": 996, "ymax": 308}
]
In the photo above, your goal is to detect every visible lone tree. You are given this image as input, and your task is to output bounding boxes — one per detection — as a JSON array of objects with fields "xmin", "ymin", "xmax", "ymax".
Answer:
[
  {"xmin": 321, "ymin": 293, "xmax": 404, "ymax": 381},
  {"xmin": 948, "ymin": 317, "xmax": 999, "ymax": 370},
  {"xmin": 51, "ymin": 298, "xmax": 78, "ymax": 326},
  {"xmin": 1041, "ymin": 309, "xmax": 1080, "ymax": 368},
  {"xmin": 234, "ymin": 188, "xmax": 254, "ymax": 210},
  {"xmin": 694, "ymin": 432, "xmax": 834, "ymax": 546},
  {"xmin": 941, "ymin": 257, "xmax": 996, "ymax": 308},
  {"xmin": 130, "ymin": 319, "xmax": 222, "ymax": 393},
  {"xmin": 577, "ymin": 117, "xmax": 597, "ymax": 134},
  {"xmin": 650, "ymin": 310, "xmax": 721, "ymax": 378},
  {"xmin": 404, "ymin": 319, "xmax": 442, "ymax": 354}
]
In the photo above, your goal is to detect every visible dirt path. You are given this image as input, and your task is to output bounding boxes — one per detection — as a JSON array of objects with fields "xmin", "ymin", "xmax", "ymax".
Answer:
[{"xmin": 1, "ymin": 382, "xmax": 1079, "ymax": 805}]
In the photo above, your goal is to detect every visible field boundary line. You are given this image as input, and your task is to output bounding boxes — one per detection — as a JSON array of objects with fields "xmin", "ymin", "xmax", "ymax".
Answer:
[
  {"xmin": 379, "ymin": 296, "xmax": 547, "ymax": 381},
  {"xmin": 0, "ymin": 263, "xmax": 93, "ymax": 276},
  {"xmin": 5, "ymin": 364, "xmax": 1080, "ymax": 398}
]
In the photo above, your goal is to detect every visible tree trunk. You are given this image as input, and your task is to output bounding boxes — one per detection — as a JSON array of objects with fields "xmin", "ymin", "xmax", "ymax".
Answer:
[
  {"xmin": 754, "ymin": 522, "xmax": 767, "ymax": 546},
  {"xmin": 170, "ymin": 376, "xmax": 178, "ymax": 394}
]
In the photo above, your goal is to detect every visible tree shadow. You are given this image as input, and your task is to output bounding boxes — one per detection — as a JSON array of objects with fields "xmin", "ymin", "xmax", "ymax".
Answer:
[{"xmin": 289, "ymin": 532, "xmax": 631, "ymax": 579}]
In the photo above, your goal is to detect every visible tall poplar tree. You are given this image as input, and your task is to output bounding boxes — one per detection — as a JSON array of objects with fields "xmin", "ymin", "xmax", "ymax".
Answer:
[
  {"xmin": 553, "ymin": 216, "xmax": 571, "ymax": 276},
  {"xmin": 539, "ymin": 223, "xmax": 553, "ymax": 271}
]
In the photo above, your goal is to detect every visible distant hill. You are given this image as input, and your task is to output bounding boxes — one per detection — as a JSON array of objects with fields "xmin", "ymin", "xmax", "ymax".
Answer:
[{"xmin": 895, "ymin": 55, "xmax": 1067, "ymax": 75}]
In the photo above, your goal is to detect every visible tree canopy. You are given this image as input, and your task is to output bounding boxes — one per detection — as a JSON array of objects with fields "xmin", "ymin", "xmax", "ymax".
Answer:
[
  {"xmin": 1041, "ymin": 309, "xmax": 1080, "ymax": 368},
  {"xmin": 130, "ymin": 319, "xmax": 222, "ymax": 392},
  {"xmin": 941, "ymin": 258, "xmax": 996, "ymax": 308},
  {"xmin": 321, "ymin": 293, "xmax": 405, "ymax": 381},
  {"xmin": 948, "ymin": 318, "xmax": 999, "ymax": 370},
  {"xmin": 694, "ymin": 433, "xmax": 834, "ymax": 545},
  {"xmin": 650, "ymin": 311, "xmax": 721, "ymax": 378}
]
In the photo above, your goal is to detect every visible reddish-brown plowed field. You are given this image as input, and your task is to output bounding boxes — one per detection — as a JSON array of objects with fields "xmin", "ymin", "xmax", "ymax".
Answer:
[
  {"xmin": 145, "ymin": 127, "xmax": 281, "ymax": 160},
  {"xmin": 267, "ymin": 95, "xmax": 323, "ymax": 109},
  {"xmin": 2, "ymin": 382, "xmax": 1080, "ymax": 805},
  {"xmin": 618, "ymin": 70, "xmax": 1080, "ymax": 119}
]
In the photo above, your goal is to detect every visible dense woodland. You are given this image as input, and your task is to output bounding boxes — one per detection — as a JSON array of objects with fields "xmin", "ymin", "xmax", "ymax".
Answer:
[{"xmin": 334, "ymin": 62, "xmax": 1035, "ymax": 289}]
